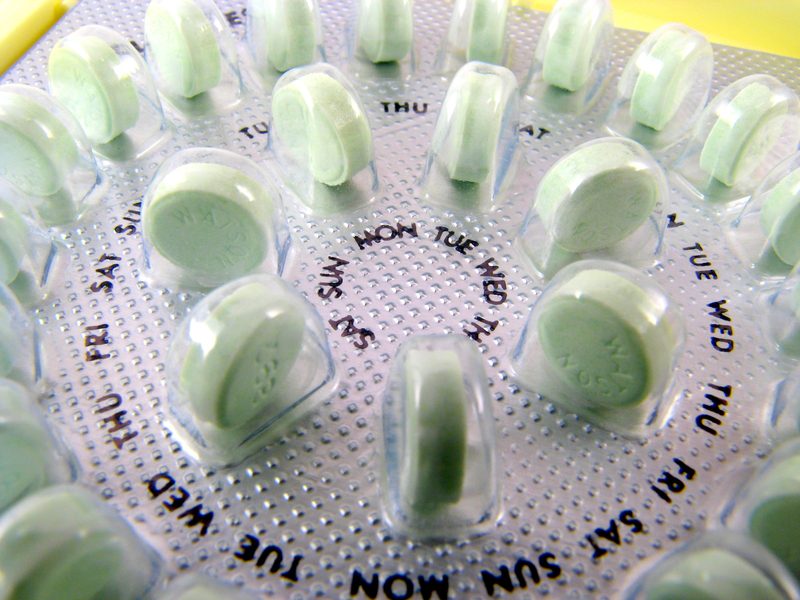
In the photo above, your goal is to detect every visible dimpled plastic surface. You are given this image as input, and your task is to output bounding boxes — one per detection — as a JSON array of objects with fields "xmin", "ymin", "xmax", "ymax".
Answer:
[{"xmin": 3, "ymin": 0, "xmax": 800, "ymax": 598}]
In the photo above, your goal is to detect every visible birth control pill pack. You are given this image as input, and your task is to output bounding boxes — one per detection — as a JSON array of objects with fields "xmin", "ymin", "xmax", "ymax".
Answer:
[{"xmin": 3, "ymin": 0, "xmax": 800, "ymax": 598}]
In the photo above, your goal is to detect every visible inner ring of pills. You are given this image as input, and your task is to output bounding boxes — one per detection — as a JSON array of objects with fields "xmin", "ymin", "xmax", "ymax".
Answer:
[{"xmin": 2, "ymin": 0, "xmax": 800, "ymax": 598}]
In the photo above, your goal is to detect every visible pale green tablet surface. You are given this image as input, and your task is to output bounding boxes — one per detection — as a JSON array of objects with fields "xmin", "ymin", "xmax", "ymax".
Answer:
[
  {"xmin": 442, "ymin": 70, "xmax": 509, "ymax": 183},
  {"xmin": 266, "ymin": 0, "xmax": 317, "ymax": 72},
  {"xmin": 542, "ymin": 0, "xmax": 606, "ymax": 91},
  {"xmin": 144, "ymin": 162, "xmax": 271, "ymax": 279},
  {"xmin": 0, "ymin": 305, "xmax": 16, "ymax": 376},
  {"xmin": 646, "ymin": 548, "xmax": 784, "ymax": 600},
  {"xmin": 465, "ymin": 0, "xmax": 507, "ymax": 64},
  {"xmin": 181, "ymin": 282, "xmax": 305, "ymax": 429},
  {"xmin": 49, "ymin": 35, "xmax": 140, "ymax": 145},
  {"xmin": 0, "ymin": 487, "xmax": 135, "ymax": 600},
  {"xmin": 535, "ymin": 141, "xmax": 659, "ymax": 253},
  {"xmin": 358, "ymin": 0, "xmax": 413, "ymax": 63},
  {"xmin": 0, "ymin": 91, "xmax": 79, "ymax": 197},
  {"xmin": 272, "ymin": 72, "xmax": 373, "ymax": 186},
  {"xmin": 699, "ymin": 82, "xmax": 786, "ymax": 187},
  {"xmin": 759, "ymin": 167, "xmax": 800, "ymax": 266},
  {"xmin": 145, "ymin": 0, "xmax": 222, "ymax": 98},
  {"xmin": 0, "ymin": 200, "xmax": 28, "ymax": 284},
  {"xmin": 402, "ymin": 349, "xmax": 467, "ymax": 512},
  {"xmin": 537, "ymin": 269, "xmax": 672, "ymax": 408},
  {"xmin": 630, "ymin": 29, "xmax": 704, "ymax": 131},
  {"xmin": 747, "ymin": 454, "xmax": 800, "ymax": 580}
]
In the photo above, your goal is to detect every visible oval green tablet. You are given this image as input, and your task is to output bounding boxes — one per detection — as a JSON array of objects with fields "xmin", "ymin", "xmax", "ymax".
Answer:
[
  {"xmin": 0, "ymin": 91, "xmax": 79, "ymax": 197},
  {"xmin": 0, "ymin": 199, "xmax": 28, "ymax": 284},
  {"xmin": 747, "ymin": 454, "xmax": 800, "ymax": 580},
  {"xmin": 465, "ymin": 0, "xmax": 508, "ymax": 64},
  {"xmin": 266, "ymin": 0, "xmax": 317, "ymax": 72},
  {"xmin": 272, "ymin": 71, "xmax": 373, "ymax": 186},
  {"xmin": 630, "ymin": 28, "xmax": 706, "ymax": 131},
  {"xmin": 699, "ymin": 81, "xmax": 786, "ymax": 187},
  {"xmin": 440, "ymin": 68, "xmax": 515, "ymax": 184},
  {"xmin": 402, "ymin": 349, "xmax": 467, "ymax": 512},
  {"xmin": 145, "ymin": 0, "xmax": 222, "ymax": 98},
  {"xmin": 537, "ymin": 269, "xmax": 673, "ymax": 408},
  {"xmin": 144, "ymin": 162, "xmax": 271, "ymax": 280},
  {"xmin": 0, "ymin": 425, "xmax": 51, "ymax": 514},
  {"xmin": 646, "ymin": 548, "xmax": 785, "ymax": 600},
  {"xmin": 49, "ymin": 34, "xmax": 140, "ymax": 145},
  {"xmin": 181, "ymin": 281, "xmax": 306, "ymax": 429},
  {"xmin": 535, "ymin": 140, "xmax": 659, "ymax": 253},
  {"xmin": 542, "ymin": 0, "xmax": 608, "ymax": 92},
  {"xmin": 358, "ymin": 0, "xmax": 413, "ymax": 63},
  {"xmin": 759, "ymin": 167, "xmax": 800, "ymax": 266}
]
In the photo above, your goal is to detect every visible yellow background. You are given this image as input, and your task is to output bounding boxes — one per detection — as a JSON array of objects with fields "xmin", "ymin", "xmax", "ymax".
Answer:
[{"xmin": 1, "ymin": 0, "xmax": 799, "ymax": 75}]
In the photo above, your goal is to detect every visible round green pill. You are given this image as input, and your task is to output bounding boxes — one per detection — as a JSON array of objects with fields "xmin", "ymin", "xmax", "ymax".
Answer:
[
  {"xmin": 0, "ymin": 91, "xmax": 79, "ymax": 197},
  {"xmin": 49, "ymin": 35, "xmax": 140, "ymax": 144},
  {"xmin": 645, "ymin": 548, "xmax": 785, "ymax": 600},
  {"xmin": 272, "ymin": 71, "xmax": 373, "ymax": 186},
  {"xmin": 537, "ymin": 269, "xmax": 673, "ymax": 408},
  {"xmin": 401, "ymin": 349, "xmax": 467, "ymax": 513},
  {"xmin": 144, "ymin": 162, "xmax": 271, "ymax": 280},
  {"xmin": 266, "ymin": 0, "xmax": 317, "ymax": 72},
  {"xmin": 181, "ymin": 281, "xmax": 306, "ymax": 429},
  {"xmin": 759, "ymin": 167, "xmax": 800, "ymax": 266},
  {"xmin": 145, "ymin": 0, "xmax": 222, "ymax": 98},
  {"xmin": 630, "ymin": 28, "xmax": 705, "ymax": 131},
  {"xmin": 465, "ymin": 0, "xmax": 507, "ymax": 64},
  {"xmin": 535, "ymin": 140, "xmax": 660, "ymax": 253},
  {"xmin": 358, "ymin": 0, "xmax": 413, "ymax": 63},
  {"xmin": 699, "ymin": 81, "xmax": 786, "ymax": 187}
]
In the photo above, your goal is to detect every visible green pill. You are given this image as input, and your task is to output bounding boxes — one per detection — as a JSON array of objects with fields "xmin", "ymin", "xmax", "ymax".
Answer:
[
  {"xmin": 646, "ymin": 548, "xmax": 784, "ymax": 600},
  {"xmin": 699, "ymin": 81, "xmax": 786, "ymax": 187},
  {"xmin": 145, "ymin": 0, "xmax": 222, "ymax": 98},
  {"xmin": 143, "ymin": 162, "xmax": 272, "ymax": 281},
  {"xmin": 0, "ymin": 382, "xmax": 52, "ymax": 515},
  {"xmin": 48, "ymin": 34, "xmax": 140, "ymax": 144},
  {"xmin": 759, "ymin": 167, "xmax": 800, "ymax": 266},
  {"xmin": 630, "ymin": 28, "xmax": 706, "ymax": 131},
  {"xmin": 465, "ymin": 0, "xmax": 508, "ymax": 64},
  {"xmin": 272, "ymin": 71, "xmax": 373, "ymax": 186},
  {"xmin": 747, "ymin": 454, "xmax": 800, "ymax": 580},
  {"xmin": 535, "ymin": 140, "xmax": 659, "ymax": 253},
  {"xmin": 181, "ymin": 281, "xmax": 306, "ymax": 429},
  {"xmin": 0, "ymin": 486, "xmax": 147, "ymax": 600},
  {"xmin": 0, "ymin": 199, "xmax": 29, "ymax": 285},
  {"xmin": 358, "ymin": 0, "xmax": 413, "ymax": 63},
  {"xmin": 252, "ymin": 0, "xmax": 317, "ymax": 73},
  {"xmin": 542, "ymin": 0, "xmax": 609, "ymax": 92},
  {"xmin": 401, "ymin": 349, "xmax": 467, "ymax": 513},
  {"xmin": 0, "ymin": 91, "xmax": 78, "ymax": 197},
  {"xmin": 537, "ymin": 269, "xmax": 674, "ymax": 408},
  {"xmin": 439, "ymin": 67, "xmax": 514, "ymax": 184}
]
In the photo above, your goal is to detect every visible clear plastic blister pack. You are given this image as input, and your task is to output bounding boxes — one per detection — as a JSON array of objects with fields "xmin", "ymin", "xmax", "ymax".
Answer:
[{"xmin": 3, "ymin": 0, "xmax": 800, "ymax": 598}]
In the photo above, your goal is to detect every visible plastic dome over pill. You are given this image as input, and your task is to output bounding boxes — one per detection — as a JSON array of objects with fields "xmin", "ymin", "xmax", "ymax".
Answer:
[
  {"xmin": 511, "ymin": 260, "xmax": 684, "ymax": 437},
  {"xmin": 355, "ymin": 0, "xmax": 413, "ymax": 65},
  {"xmin": 526, "ymin": 0, "xmax": 613, "ymax": 113},
  {"xmin": 144, "ymin": 0, "xmax": 243, "ymax": 114},
  {"xmin": 516, "ymin": 137, "xmax": 667, "ymax": 279},
  {"xmin": 0, "ymin": 84, "xmax": 100, "ymax": 228},
  {"xmin": 48, "ymin": 25, "xmax": 168, "ymax": 160},
  {"xmin": 247, "ymin": 0, "xmax": 323, "ymax": 76},
  {"xmin": 673, "ymin": 74, "xmax": 800, "ymax": 205},
  {"xmin": 422, "ymin": 60, "xmax": 519, "ymax": 211},
  {"xmin": 270, "ymin": 63, "xmax": 377, "ymax": 213},
  {"xmin": 166, "ymin": 274, "xmax": 337, "ymax": 466},
  {"xmin": 141, "ymin": 147, "xmax": 289, "ymax": 290},
  {"xmin": 382, "ymin": 334, "xmax": 498, "ymax": 539},
  {"xmin": 607, "ymin": 23, "xmax": 713, "ymax": 150},
  {"xmin": 440, "ymin": 0, "xmax": 509, "ymax": 73}
]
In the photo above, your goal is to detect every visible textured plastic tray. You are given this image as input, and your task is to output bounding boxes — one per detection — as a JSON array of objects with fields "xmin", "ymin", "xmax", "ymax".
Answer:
[{"xmin": 3, "ymin": 1, "xmax": 800, "ymax": 598}]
